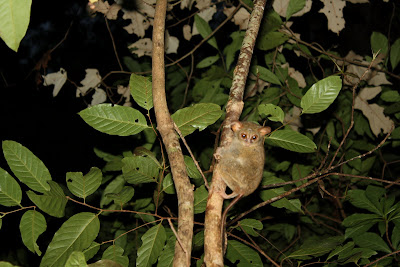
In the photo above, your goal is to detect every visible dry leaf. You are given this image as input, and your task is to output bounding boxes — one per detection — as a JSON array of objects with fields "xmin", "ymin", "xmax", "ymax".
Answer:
[
  {"xmin": 319, "ymin": 0, "xmax": 346, "ymax": 34},
  {"xmin": 118, "ymin": 85, "xmax": 131, "ymax": 106},
  {"xmin": 165, "ymin": 30, "xmax": 179, "ymax": 54},
  {"xmin": 91, "ymin": 88, "xmax": 107, "ymax": 106},
  {"xmin": 77, "ymin": 69, "xmax": 102, "ymax": 97},
  {"xmin": 128, "ymin": 38, "xmax": 153, "ymax": 57},
  {"xmin": 354, "ymin": 86, "xmax": 393, "ymax": 136},
  {"xmin": 284, "ymin": 106, "xmax": 302, "ymax": 131},
  {"xmin": 180, "ymin": 0, "xmax": 195, "ymax": 9},
  {"xmin": 245, "ymin": 73, "xmax": 268, "ymax": 98},
  {"xmin": 195, "ymin": 0, "xmax": 212, "ymax": 10},
  {"xmin": 42, "ymin": 68, "xmax": 67, "ymax": 97},
  {"xmin": 273, "ymin": 0, "xmax": 312, "ymax": 17},
  {"xmin": 281, "ymin": 63, "xmax": 306, "ymax": 88},
  {"xmin": 122, "ymin": 10, "xmax": 151, "ymax": 37},
  {"xmin": 136, "ymin": 0, "xmax": 155, "ymax": 18},
  {"xmin": 183, "ymin": 25, "xmax": 192, "ymax": 41},
  {"xmin": 232, "ymin": 8, "xmax": 250, "ymax": 30}
]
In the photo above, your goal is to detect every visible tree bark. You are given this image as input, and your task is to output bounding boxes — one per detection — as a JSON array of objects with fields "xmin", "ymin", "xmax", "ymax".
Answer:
[
  {"xmin": 152, "ymin": 1, "xmax": 194, "ymax": 266},
  {"xmin": 204, "ymin": 0, "xmax": 267, "ymax": 266}
]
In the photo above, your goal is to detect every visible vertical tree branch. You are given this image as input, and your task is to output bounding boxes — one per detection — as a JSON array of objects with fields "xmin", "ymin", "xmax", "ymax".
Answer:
[
  {"xmin": 152, "ymin": 1, "xmax": 194, "ymax": 266},
  {"xmin": 204, "ymin": 0, "xmax": 267, "ymax": 266}
]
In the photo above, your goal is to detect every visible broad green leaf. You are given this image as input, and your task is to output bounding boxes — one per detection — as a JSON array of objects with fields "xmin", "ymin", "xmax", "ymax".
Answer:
[
  {"xmin": 224, "ymin": 31, "xmax": 245, "ymax": 70},
  {"xmin": 341, "ymin": 248, "xmax": 377, "ymax": 264},
  {"xmin": 342, "ymin": 213, "xmax": 381, "ymax": 227},
  {"xmin": 0, "ymin": 0, "xmax": 32, "ymax": 52},
  {"xmin": 347, "ymin": 189, "xmax": 383, "ymax": 215},
  {"xmin": 129, "ymin": 73, "xmax": 153, "ymax": 111},
  {"xmin": 83, "ymin": 242, "xmax": 100, "ymax": 262},
  {"xmin": 390, "ymin": 38, "xmax": 400, "ymax": 70},
  {"xmin": 238, "ymin": 219, "xmax": 263, "ymax": 237},
  {"xmin": 137, "ymin": 224, "xmax": 167, "ymax": 267},
  {"xmin": 26, "ymin": 181, "xmax": 67, "ymax": 218},
  {"xmin": 286, "ymin": 0, "xmax": 306, "ymax": 20},
  {"xmin": 287, "ymin": 236, "xmax": 344, "ymax": 260},
  {"xmin": 184, "ymin": 156, "xmax": 202, "ymax": 179},
  {"xmin": 0, "ymin": 167, "xmax": 22, "ymax": 207},
  {"xmin": 100, "ymin": 176, "xmax": 125, "ymax": 208},
  {"xmin": 134, "ymin": 147, "xmax": 162, "ymax": 169},
  {"xmin": 157, "ymin": 236, "xmax": 176, "ymax": 267},
  {"xmin": 162, "ymin": 173, "xmax": 175, "ymax": 194},
  {"xmin": 251, "ymin": 65, "xmax": 281, "ymax": 85},
  {"xmin": 353, "ymin": 232, "xmax": 391, "ymax": 253},
  {"xmin": 371, "ymin": 31, "xmax": 388, "ymax": 55},
  {"xmin": 301, "ymin": 76, "xmax": 342, "ymax": 114},
  {"xmin": 258, "ymin": 104, "xmax": 284, "ymax": 122},
  {"xmin": 66, "ymin": 167, "xmax": 102, "ymax": 199},
  {"xmin": 65, "ymin": 251, "xmax": 87, "ymax": 267},
  {"xmin": 40, "ymin": 212, "xmax": 100, "ymax": 267},
  {"xmin": 191, "ymin": 79, "xmax": 228, "ymax": 106},
  {"xmin": 19, "ymin": 210, "xmax": 47, "ymax": 256},
  {"xmin": 122, "ymin": 156, "xmax": 159, "ymax": 184},
  {"xmin": 344, "ymin": 223, "xmax": 375, "ymax": 240},
  {"xmin": 260, "ymin": 188, "xmax": 302, "ymax": 213},
  {"xmin": 193, "ymin": 231, "xmax": 204, "ymax": 247},
  {"xmin": 257, "ymin": 31, "xmax": 289, "ymax": 51},
  {"xmin": 196, "ymin": 55, "xmax": 220, "ymax": 69},
  {"xmin": 194, "ymin": 15, "xmax": 218, "ymax": 49},
  {"xmin": 2, "ymin": 140, "xmax": 51, "ymax": 193},
  {"xmin": 107, "ymin": 186, "xmax": 135, "ymax": 206},
  {"xmin": 226, "ymin": 240, "xmax": 263, "ymax": 267},
  {"xmin": 381, "ymin": 90, "xmax": 400, "ymax": 102},
  {"xmin": 267, "ymin": 130, "xmax": 317, "ymax": 153},
  {"xmin": 392, "ymin": 225, "xmax": 400, "ymax": 249},
  {"xmin": 266, "ymin": 223, "xmax": 296, "ymax": 242},
  {"xmin": 327, "ymin": 242, "xmax": 354, "ymax": 261},
  {"xmin": 171, "ymin": 103, "xmax": 223, "ymax": 136},
  {"xmin": 79, "ymin": 104, "xmax": 149, "ymax": 136},
  {"xmin": 194, "ymin": 185, "xmax": 208, "ymax": 214},
  {"xmin": 102, "ymin": 245, "xmax": 129, "ymax": 267}
]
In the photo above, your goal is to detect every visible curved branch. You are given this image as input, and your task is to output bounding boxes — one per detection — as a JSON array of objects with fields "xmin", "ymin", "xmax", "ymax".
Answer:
[
  {"xmin": 203, "ymin": 0, "xmax": 267, "ymax": 265},
  {"xmin": 153, "ymin": 1, "xmax": 194, "ymax": 266}
]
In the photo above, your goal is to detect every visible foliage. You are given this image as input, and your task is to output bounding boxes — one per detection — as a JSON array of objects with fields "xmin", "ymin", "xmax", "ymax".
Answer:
[{"xmin": 1, "ymin": 0, "xmax": 400, "ymax": 266}]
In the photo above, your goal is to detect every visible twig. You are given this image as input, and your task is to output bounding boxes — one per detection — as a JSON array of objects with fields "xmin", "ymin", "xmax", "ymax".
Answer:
[{"xmin": 104, "ymin": 17, "xmax": 123, "ymax": 71}]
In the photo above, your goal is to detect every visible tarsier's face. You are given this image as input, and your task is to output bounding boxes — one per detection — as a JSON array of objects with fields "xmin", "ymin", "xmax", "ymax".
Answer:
[{"xmin": 238, "ymin": 131, "xmax": 261, "ymax": 145}]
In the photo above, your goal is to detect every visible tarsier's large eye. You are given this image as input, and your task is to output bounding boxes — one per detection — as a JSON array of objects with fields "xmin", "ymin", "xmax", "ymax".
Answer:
[
  {"xmin": 252, "ymin": 135, "xmax": 258, "ymax": 141},
  {"xmin": 241, "ymin": 133, "xmax": 247, "ymax": 139}
]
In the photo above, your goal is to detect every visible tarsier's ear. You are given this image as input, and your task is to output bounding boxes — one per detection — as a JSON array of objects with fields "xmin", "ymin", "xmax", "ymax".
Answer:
[
  {"xmin": 259, "ymin": 126, "xmax": 271, "ymax": 136},
  {"xmin": 231, "ymin": 121, "xmax": 242, "ymax": 132}
]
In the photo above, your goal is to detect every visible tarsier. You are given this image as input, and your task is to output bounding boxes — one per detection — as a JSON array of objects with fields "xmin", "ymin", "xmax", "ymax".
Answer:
[{"xmin": 214, "ymin": 120, "xmax": 271, "ymax": 249}]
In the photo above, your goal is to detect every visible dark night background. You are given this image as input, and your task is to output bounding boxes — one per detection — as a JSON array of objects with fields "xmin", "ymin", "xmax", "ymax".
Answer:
[{"xmin": 0, "ymin": 0, "xmax": 399, "ymax": 264}]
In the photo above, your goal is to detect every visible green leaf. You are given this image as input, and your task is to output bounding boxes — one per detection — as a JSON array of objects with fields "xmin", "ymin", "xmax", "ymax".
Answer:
[
  {"xmin": 137, "ymin": 224, "xmax": 167, "ymax": 267},
  {"xmin": 0, "ymin": 0, "xmax": 32, "ymax": 52},
  {"xmin": 342, "ymin": 213, "xmax": 381, "ymax": 227},
  {"xmin": 347, "ymin": 189, "xmax": 383, "ymax": 215},
  {"xmin": 2, "ymin": 140, "xmax": 51, "ymax": 193},
  {"xmin": 390, "ymin": 38, "xmax": 400, "ymax": 70},
  {"xmin": 122, "ymin": 156, "xmax": 159, "ymax": 184},
  {"xmin": 353, "ymin": 232, "xmax": 391, "ymax": 253},
  {"xmin": 40, "ymin": 212, "xmax": 100, "ymax": 267},
  {"xmin": 226, "ymin": 240, "xmax": 263, "ymax": 267},
  {"xmin": 194, "ymin": 185, "xmax": 208, "ymax": 214},
  {"xmin": 26, "ymin": 181, "xmax": 67, "ymax": 218},
  {"xmin": 129, "ymin": 73, "xmax": 153, "ymax": 111},
  {"xmin": 381, "ymin": 90, "xmax": 400, "ymax": 102},
  {"xmin": 344, "ymin": 223, "xmax": 375, "ymax": 240},
  {"xmin": 258, "ymin": 104, "xmax": 284, "ymax": 122},
  {"xmin": 184, "ymin": 156, "xmax": 202, "ymax": 179},
  {"xmin": 107, "ymin": 186, "xmax": 135, "ymax": 207},
  {"xmin": 19, "ymin": 210, "xmax": 47, "ymax": 256},
  {"xmin": 287, "ymin": 236, "xmax": 344, "ymax": 260},
  {"xmin": 65, "ymin": 251, "xmax": 87, "ymax": 267},
  {"xmin": 66, "ymin": 167, "xmax": 102, "ymax": 199},
  {"xmin": 267, "ymin": 130, "xmax": 317, "ymax": 153},
  {"xmin": 79, "ymin": 104, "xmax": 149, "ymax": 136},
  {"xmin": 102, "ymin": 245, "xmax": 129, "ymax": 267},
  {"xmin": 196, "ymin": 55, "xmax": 220, "ymax": 69},
  {"xmin": 301, "ymin": 76, "xmax": 342, "ymax": 114},
  {"xmin": 371, "ymin": 31, "xmax": 388, "ymax": 55},
  {"xmin": 238, "ymin": 219, "xmax": 263, "ymax": 237},
  {"xmin": 223, "ymin": 31, "xmax": 245, "ymax": 70},
  {"xmin": 286, "ymin": 0, "xmax": 306, "ymax": 20},
  {"xmin": 83, "ymin": 242, "xmax": 100, "ymax": 262},
  {"xmin": 260, "ymin": 187, "xmax": 302, "ymax": 213},
  {"xmin": 100, "ymin": 176, "xmax": 125, "ymax": 208},
  {"xmin": 157, "ymin": 236, "xmax": 176, "ymax": 267},
  {"xmin": 327, "ymin": 242, "xmax": 354, "ymax": 261},
  {"xmin": 171, "ymin": 103, "xmax": 223, "ymax": 136},
  {"xmin": 257, "ymin": 31, "xmax": 289, "ymax": 51},
  {"xmin": 0, "ymin": 167, "xmax": 22, "ymax": 207},
  {"xmin": 162, "ymin": 173, "xmax": 175, "ymax": 194},
  {"xmin": 194, "ymin": 15, "xmax": 218, "ymax": 49},
  {"xmin": 392, "ymin": 225, "xmax": 400, "ymax": 249},
  {"xmin": 251, "ymin": 65, "xmax": 281, "ymax": 85}
]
